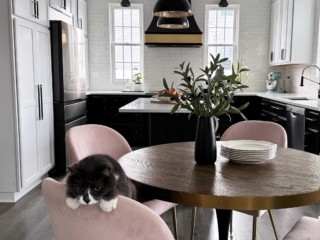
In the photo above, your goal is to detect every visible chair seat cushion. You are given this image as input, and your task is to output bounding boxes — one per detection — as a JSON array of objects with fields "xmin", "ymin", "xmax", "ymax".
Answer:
[
  {"xmin": 143, "ymin": 200, "xmax": 177, "ymax": 216},
  {"xmin": 283, "ymin": 216, "xmax": 318, "ymax": 240},
  {"xmin": 237, "ymin": 210, "xmax": 267, "ymax": 218}
]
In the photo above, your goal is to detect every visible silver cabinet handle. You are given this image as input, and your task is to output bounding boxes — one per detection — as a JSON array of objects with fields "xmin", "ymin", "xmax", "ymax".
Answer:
[
  {"xmin": 37, "ymin": 85, "xmax": 41, "ymax": 120},
  {"xmin": 270, "ymin": 106, "xmax": 283, "ymax": 111},
  {"xmin": 281, "ymin": 49, "xmax": 286, "ymax": 60},
  {"xmin": 40, "ymin": 85, "xmax": 43, "ymax": 120},
  {"xmin": 270, "ymin": 51, "xmax": 274, "ymax": 62}
]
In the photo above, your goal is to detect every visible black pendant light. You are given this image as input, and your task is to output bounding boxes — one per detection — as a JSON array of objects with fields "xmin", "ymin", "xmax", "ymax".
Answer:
[
  {"xmin": 157, "ymin": 17, "xmax": 189, "ymax": 29},
  {"xmin": 120, "ymin": 0, "xmax": 131, "ymax": 7},
  {"xmin": 153, "ymin": 0, "xmax": 192, "ymax": 18},
  {"xmin": 219, "ymin": 0, "xmax": 229, "ymax": 7}
]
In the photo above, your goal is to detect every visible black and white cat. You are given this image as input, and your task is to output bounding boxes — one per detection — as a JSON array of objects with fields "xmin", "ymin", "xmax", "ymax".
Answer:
[{"xmin": 66, "ymin": 154, "xmax": 138, "ymax": 212}]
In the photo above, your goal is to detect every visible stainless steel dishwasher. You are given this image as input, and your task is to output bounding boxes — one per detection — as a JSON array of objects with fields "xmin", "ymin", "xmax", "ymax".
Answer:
[{"xmin": 286, "ymin": 105, "xmax": 306, "ymax": 150}]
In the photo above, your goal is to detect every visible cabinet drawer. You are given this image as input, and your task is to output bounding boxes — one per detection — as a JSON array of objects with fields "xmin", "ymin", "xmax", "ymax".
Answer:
[
  {"xmin": 260, "ymin": 99, "xmax": 269, "ymax": 111},
  {"xmin": 109, "ymin": 108, "xmax": 144, "ymax": 124},
  {"xmin": 108, "ymin": 96, "xmax": 138, "ymax": 107},
  {"xmin": 269, "ymin": 101, "xmax": 287, "ymax": 118},
  {"xmin": 110, "ymin": 124, "xmax": 145, "ymax": 140},
  {"xmin": 306, "ymin": 111, "xmax": 320, "ymax": 130},
  {"xmin": 304, "ymin": 128, "xmax": 319, "ymax": 154}
]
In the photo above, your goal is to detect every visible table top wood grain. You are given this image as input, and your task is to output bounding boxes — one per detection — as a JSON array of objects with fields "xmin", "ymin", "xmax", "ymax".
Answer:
[{"xmin": 118, "ymin": 142, "xmax": 320, "ymax": 210}]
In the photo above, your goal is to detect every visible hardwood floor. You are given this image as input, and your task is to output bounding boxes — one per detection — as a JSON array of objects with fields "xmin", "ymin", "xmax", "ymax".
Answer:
[{"xmin": 0, "ymin": 181, "xmax": 318, "ymax": 240}]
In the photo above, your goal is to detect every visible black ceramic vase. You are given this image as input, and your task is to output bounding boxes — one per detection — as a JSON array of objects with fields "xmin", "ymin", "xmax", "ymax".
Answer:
[{"xmin": 194, "ymin": 116, "xmax": 217, "ymax": 164}]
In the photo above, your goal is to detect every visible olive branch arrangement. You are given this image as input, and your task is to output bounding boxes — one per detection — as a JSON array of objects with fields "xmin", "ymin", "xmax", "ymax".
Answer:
[{"xmin": 162, "ymin": 54, "xmax": 250, "ymax": 130}]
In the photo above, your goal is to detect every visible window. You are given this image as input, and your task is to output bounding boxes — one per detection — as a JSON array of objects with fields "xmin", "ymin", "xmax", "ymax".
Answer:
[
  {"xmin": 205, "ymin": 5, "xmax": 239, "ymax": 74},
  {"xmin": 109, "ymin": 4, "xmax": 143, "ymax": 82}
]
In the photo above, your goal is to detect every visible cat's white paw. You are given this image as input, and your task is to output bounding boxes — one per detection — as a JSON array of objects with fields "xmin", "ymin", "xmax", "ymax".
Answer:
[
  {"xmin": 100, "ymin": 198, "xmax": 118, "ymax": 212},
  {"xmin": 66, "ymin": 197, "xmax": 80, "ymax": 210}
]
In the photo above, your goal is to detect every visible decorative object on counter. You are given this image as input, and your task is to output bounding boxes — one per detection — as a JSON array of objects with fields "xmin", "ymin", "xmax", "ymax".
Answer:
[
  {"xmin": 161, "ymin": 54, "xmax": 249, "ymax": 164},
  {"xmin": 300, "ymin": 65, "xmax": 320, "ymax": 99},
  {"xmin": 132, "ymin": 69, "xmax": 142, "ymax": 91},
  {"xmin": 233, "ymin": 59, "xmax": 250, "ymax": 84},
  {"xmin": 157, "ymin": 17, "xmax": 189, "ymax": 29},
  {"xmin": 153, "ymin": 0, "xmax": 192, "ymax": 18},
  {"xmin": 219, "ymin": 0, "xmax": 229, "ymax": 7},
  {"xmin": 120, "ymin": 0, "xmax": 131, "ymax": 7},
  {"xmin": 157, "ymin": 88, "xmax": 181, "ymax": 102},
  {"xmin": 266, "ymin": 72, "xmax": 285, "ymax": 93},
  {"xmin": 125, "ymin": 79, "xmax": 131, "ymax": 91}
]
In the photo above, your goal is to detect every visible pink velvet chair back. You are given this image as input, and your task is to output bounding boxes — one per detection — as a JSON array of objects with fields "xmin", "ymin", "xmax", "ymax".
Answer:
[
  {"xmin": 221, "ymin": 121, "xmax": 287, "ymax": 147},
  {"xmin": 43, "ymin": 178, "xmax": 175, "ymax": 240},
  {"xmin": 65, "ymin": 124, "xmax": 132, "ymax": 165}
]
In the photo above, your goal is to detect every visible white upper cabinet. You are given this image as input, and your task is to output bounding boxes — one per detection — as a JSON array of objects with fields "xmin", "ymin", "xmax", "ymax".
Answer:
[
  {"xmin": 269, "ymin": 0, "xmax": 315, "ymax": 66},
  {"xmin": 12, "ymin": 0, "xmax": 49, "ymax": 27},
  {"xmin": 77, "ymin": 0, "xmax": 88, "ymax": 35},
  {"xmin": 50, "ymin": 0, "xmax": 72, "ymax": 17}
]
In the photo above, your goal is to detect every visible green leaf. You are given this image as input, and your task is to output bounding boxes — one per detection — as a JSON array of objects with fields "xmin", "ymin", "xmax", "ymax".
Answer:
[
  {"xmin": 171, "ymin": 104, "xmax": 180, "ymax": 115},
  {"xmin": 217, "ymin": 58, "xmax": 229, "ymax": 63},
  {"xmin": 239, "ymin": 68, "xmax": 250, "ymax": 73},
  {"xmin": 163, "ymin": 78, "xmax": 169, "ymax": 90},
  {"xmin": 237, "ymin": 102, "xmax": 250, "ymax": 111}
]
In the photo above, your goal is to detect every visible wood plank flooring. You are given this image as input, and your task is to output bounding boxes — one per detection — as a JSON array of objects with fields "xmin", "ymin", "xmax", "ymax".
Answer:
[{"xmin": 0, "ymin": 180, "xmax": 318, "ymax": 240}]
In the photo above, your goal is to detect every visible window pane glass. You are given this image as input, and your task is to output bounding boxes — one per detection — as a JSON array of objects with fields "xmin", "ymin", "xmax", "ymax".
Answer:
[
  {"xmin": 132, "ymin": 27, "xmax": 140, "ymax": 43},
  {"xmin": 208, "ymin": 10, "xmax": 217, "ymax": 28},
  {"xmin": 216, "ymin": 28, "xmax": 225, "ymax": 44},
  {"xmin": 123, "ymin": 27, "xmax": 132, "ymax": 43},
  {"xmin": 123, "ymin": 46, "xmax": 132, "ymax": 63},
  {"xmin": 217, "ymin": 10, "xmax": 225, "ymax": 27},
  {"xmin": 114, "ymin": 9, "xmax": 123, "ymax": 26},
  {"xmin": 132, "ymin": 46, "xmax": 140, "ymax": 62},
  {"xmin": 124, "ymin": 63, "xmax": 132, "ymax": 79},
  {"xmin": 115, "ymin": 46, "xmax": 123, "ymax": 62},
  {"xmin": 114, "ymin": 27, "xmax": 123, "ymax": 43},
  {"xmin": 115, "ymin": 63, "xmax": 124, "ymax": 79},
  {"xmin": 225, "ymin": 28, "xmax": 233, "ymax": 44},
  {"xmin": 123, "ymin": 9, "xmax": 131, "ymax": 26},
  {"xmin": 132, "ymin": 9, "xmax": 140, "ymax": 27},
  {"xmin": 225, "ymin": 10, "xmax": 234, "ymax": 27},
  {"xmin": 208, "ymin": 46, "xmax": 217, "ymax": 64}
]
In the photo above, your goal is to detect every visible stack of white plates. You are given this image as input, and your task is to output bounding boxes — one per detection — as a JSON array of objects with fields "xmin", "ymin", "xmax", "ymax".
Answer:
[{"xmin": 220, "ymin": 140, "xmax": 277, "ymax": 164}]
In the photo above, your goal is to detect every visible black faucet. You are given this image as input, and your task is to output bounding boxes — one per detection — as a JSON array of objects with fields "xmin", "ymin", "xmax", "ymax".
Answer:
[{"xmin": 300, "ymin": 65, "xmax": 320, "ymax": 99}]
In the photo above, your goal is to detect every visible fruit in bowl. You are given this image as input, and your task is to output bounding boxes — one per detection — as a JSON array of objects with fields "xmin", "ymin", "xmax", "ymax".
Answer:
[{"xmin": 157, "ymin": 88, "xmax": 181, "ymax": 101}]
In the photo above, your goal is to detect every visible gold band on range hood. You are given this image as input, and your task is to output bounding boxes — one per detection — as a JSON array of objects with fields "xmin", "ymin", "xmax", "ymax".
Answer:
[{"xmin": 145, "ymin": 34, "xmax": 203, "ymax": 45}]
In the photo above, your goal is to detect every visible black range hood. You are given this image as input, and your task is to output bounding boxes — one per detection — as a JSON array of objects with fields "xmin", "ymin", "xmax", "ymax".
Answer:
[{"xmin": 145, "ymin": 1, "xmax": 202, "ymax": 48}]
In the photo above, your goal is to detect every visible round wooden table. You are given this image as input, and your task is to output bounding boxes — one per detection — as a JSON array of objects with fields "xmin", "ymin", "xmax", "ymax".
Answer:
[{"xmin": 118, "ymin": 142, "xmax": 320, "ymax": 239}]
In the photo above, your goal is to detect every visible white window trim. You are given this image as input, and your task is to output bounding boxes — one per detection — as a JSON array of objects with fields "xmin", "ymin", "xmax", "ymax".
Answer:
[
  {"xmin": 109, "ymin": 4, "xmax": 144, "ymax": 83},
  {"xmin": 204, "ymin": 5, "xmax": 240, "ymax": 70}
]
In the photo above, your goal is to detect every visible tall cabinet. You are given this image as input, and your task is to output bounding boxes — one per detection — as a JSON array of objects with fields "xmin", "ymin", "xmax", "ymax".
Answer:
[
  {"xmin": 0, "ymin": 1, "xmax": 54, "ymax": 202},
  {"xmin": 269, "ymin": 0, "xmax": 315, "ymax": 65}
]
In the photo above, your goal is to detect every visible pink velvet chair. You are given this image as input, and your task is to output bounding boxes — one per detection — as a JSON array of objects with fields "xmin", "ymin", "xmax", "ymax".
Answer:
[
  {"xmin": 43, "ymin": 178, "xmax": 175, "ymax": 240},
  {"xmin": 65, "ymin": 124, "xmax": 178, "ymax": 238},
  {"xmin": 283, "ymin": 216, "xmax": 318, "ymax": 240},
  {"xmin": 221, "ymin": 120, "xmax": 288, "ymax": 240}
]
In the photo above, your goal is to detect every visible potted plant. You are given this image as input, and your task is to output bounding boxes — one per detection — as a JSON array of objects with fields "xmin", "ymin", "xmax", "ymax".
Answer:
[
  {"xmin": 161, "ymin": 54, "xmax": 250, "ymax": 164},
  {"xmin": 132, "ymin": 69, "xmax": 142, "ymax": 91}
]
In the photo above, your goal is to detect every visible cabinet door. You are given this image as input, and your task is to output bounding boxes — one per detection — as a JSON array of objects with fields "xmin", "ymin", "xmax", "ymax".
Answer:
[
  {"xmin": 60, "ymin": 0, "xmax": 73, "ymax": 17},
  {"xmin": 35, "ymin": 26, "xmax": 55, "ymax": 174},
  {"xmin": 278, "ymin": 0, "xmax": 293, "ymax": 64},
  {"xmin": 14, "ymin": 19, "xmax": 41, "ymax": 189},
  {"xmin": 269, "ymin": 0, "xmax": 281, "ymax": 65},
  {"xmin": 78, "ymin": 0, "xmax": 88, "ymax": 34},
  {"xmin": 13, "ymin": 0, "xmax": 48, "ymax": 27},
  {"xmin": 49, "ymin": 0, "xmax": 61, "ymax": 10}
]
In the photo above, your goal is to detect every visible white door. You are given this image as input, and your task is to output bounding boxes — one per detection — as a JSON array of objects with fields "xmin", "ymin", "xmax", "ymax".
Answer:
[
  {"xmin": 269, "ymin": 0, "xmax": 281, "ymax": 65},
  {"xmin": 78, "ymin": 0, "xmax": 88, "ymax": 35},
  {"xmin": 14, "ymin": 19, "xmax": 41, "ymax": 189},
  {"xmin": 278, "ymin": 0, "xmax": 293, "ymax": 64},
  {"xmin": 12, "ymin": 0, "xmax": 48, "ymax": 27},
  {"xmin": 34, "ymin": 25, "xmax": 55, "ymax": 174}
]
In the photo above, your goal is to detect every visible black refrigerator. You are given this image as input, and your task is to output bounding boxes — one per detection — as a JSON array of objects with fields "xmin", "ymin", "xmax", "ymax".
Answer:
[{"xmin": 49, "ymin": 21, "xmax": 88, "ymax": 175}]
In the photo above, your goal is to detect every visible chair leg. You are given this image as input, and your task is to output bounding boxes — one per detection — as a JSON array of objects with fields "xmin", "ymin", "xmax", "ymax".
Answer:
[
  {"xmin": 252, "ymin": 216, "xmax": 258, "ymax": 240},
  {"xmin": 190, "ymin": 207, "xmax": 196, "ymax": 240},
  {"xmin": 171, "ymin": 207, "xmax": 178, "ymax": 240},
  {"xmin": 229, "ymin": 211, "xmax": 233, "ymax": 235},
  {"xmin": 268, "ymin": 210, "xmax": 279, "ymax": 240}
]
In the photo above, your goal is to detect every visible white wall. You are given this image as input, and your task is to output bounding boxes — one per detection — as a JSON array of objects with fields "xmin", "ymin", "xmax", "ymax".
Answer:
[
  {"xmin": 88, "ymin": 0, "xmax": 285, "ymax": 92},
  {"xmin": 284, "ymin": 0, "xmax": 320, "ymax": 98}
]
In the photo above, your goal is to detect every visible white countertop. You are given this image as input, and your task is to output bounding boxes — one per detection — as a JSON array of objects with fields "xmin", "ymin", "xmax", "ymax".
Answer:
[
  {"xmin": 119, "ymin": 92, "xmax": 320, "ymax": 113},
  {"xmin": 86, "ymin": 91, "xmax": 157, "ymax": 96}
]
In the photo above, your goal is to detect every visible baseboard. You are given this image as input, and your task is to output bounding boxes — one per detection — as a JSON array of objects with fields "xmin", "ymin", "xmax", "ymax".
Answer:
[{"xmin": 0, "ymin": 174, "xmax": 48, "ymax": 202}]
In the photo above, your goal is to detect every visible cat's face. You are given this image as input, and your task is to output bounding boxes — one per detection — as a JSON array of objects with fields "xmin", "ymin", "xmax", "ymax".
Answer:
[{"xmin": 66, "ymin": 158, "xmax": 116, "ymax": 206}]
